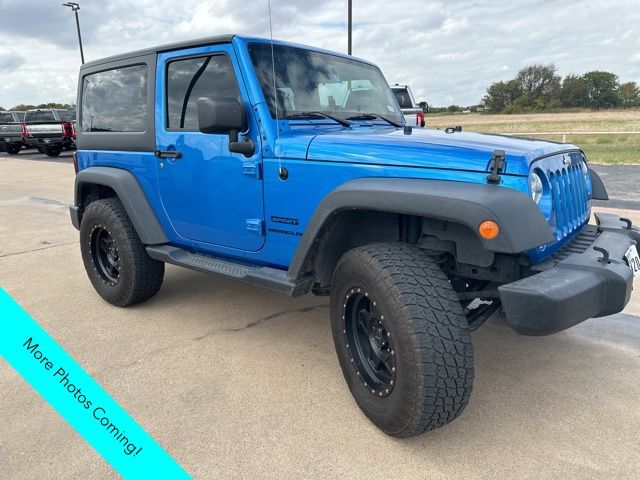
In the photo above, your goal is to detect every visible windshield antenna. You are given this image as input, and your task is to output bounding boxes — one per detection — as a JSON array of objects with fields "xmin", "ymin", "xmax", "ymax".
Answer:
[{"xmin": 267, "ymin": 0, "xmax": 284, "ymax": 177}]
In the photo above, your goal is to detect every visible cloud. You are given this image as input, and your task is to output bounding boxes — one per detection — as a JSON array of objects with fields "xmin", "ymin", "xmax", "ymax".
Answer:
[
  {"xmin": 0, "ymin": 0, "xmax": 639, "ymax": 108},
  {"xmin": 0, "ymin": 50, "xmax": 25, "ymax": 70}
]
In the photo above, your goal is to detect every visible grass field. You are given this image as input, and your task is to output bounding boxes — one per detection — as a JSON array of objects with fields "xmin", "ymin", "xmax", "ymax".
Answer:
[{"xmin": 426, "ymin": 109, "xmax": 640, "ymax": 164}]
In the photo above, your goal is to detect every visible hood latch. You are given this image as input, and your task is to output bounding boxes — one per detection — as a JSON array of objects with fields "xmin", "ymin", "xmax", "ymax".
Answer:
[{"xmin": 487, "ymin": 150, "xmax": 505, "ymax": 184}]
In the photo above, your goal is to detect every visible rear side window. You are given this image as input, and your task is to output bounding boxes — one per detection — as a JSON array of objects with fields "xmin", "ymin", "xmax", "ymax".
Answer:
[
  {"xmin": 81, "ymin": 65, "xmax": 147, "ymax": 132},
  {"xmin": 166, "ymin": 55, "xmax": 240, "ymax": 130},
  {"xmin": 60, "ymin": 110, "xmax": 76, "ymax": 122},
  {"xmin": 26, "ymin": 111, "xmax": 57, "ymax": 122},
  {"xmin": 392, "ymin": 88, "xmax": 413, "ymax": 108},
  {"xmin": 0, "ymin": 112, "xmax": 14, "ymax": 122},
  {"xmin": 14, "ymin": 112, "xmax": 25, "ymax": 122}
]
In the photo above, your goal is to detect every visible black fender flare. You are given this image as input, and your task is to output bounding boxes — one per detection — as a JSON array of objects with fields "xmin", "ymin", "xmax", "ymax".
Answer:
[
  {"xmin": 72, "ymin": 167, "xmax": 168, "ymax": 245},
  {"xmin": 588, "ymin": 168, "xmax": 609, "ymax": 200},
  {"xmin": 287, "ymin": 177, "xmax": 555, "ymax": 280}
]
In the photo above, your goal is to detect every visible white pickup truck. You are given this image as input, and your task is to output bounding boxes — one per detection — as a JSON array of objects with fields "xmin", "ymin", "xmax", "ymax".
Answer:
[
  {"xmin": 391, "ymin": 84, "xmax": 425, "ymax": 128},
  {"xmin": 24, "ymin": 109, "xmax": 76, "ymax": 157}
]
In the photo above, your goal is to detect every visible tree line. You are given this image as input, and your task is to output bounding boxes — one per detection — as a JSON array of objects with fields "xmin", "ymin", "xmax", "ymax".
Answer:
[
  {"xmin": 3, "ymin": 69, "xmax": 639, "ymax": 115},
  {"xmin": 483, "ymin": 64, "xmax": 639, "ymax": 113},
  {"xmin": 0, "ymin": 103, "xmax": 74, "ymax": 111}
]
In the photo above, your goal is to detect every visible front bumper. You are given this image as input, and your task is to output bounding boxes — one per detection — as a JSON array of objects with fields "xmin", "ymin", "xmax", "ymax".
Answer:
[{"xmin": 499, "ymin": 213, "xmax": 639, "ymax": 335}]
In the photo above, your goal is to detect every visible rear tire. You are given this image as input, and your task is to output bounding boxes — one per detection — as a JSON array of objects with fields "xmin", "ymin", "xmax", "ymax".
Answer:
[
  {"xmin": 5, "ymin": 144, "xmax": 21, "ymax": 155},
  {"xmin": 330, "ymin": 242, "xmax": 474, "ymax": 437},
  {"xmin": 80, "ymin": 198, "xmax": 164, "ymax": 306},
  {"xmin": 44, "ymin": 146, "xmax": 62, "ymax": 157}
]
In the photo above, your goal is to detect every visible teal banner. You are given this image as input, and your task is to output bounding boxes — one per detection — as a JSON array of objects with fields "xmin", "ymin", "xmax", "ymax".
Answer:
[{"xmin": 0, "ymin": 288, "xmax": 190, "ymax": 479}]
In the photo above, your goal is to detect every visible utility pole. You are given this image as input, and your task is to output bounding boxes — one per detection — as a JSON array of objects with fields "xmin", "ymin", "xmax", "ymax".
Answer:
[
  {"xmin": 62, "ymin": 2, "xmax": 85, "ymax": 64},
  {"xmin": 348, "ymin": 0, "xmax": 352, "ymax": 55}
]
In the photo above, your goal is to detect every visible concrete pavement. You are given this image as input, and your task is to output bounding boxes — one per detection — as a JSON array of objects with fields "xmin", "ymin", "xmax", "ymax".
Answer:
[
  {"xmin": 591, "ymin": 164, "xmax": 640, "ymax": 210},
  {"xmin": 1, "ymin": 153, "xmax": 639, "ymax": 479}
]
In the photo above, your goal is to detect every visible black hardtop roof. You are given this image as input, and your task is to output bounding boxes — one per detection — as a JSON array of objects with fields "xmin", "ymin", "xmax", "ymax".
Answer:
[{"xmin": 81, "ymin": 34, "xmax": 235, "ymax": 69}]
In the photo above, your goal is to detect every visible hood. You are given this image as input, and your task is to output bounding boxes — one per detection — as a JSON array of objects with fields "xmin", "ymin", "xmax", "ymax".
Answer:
[{"xmin": 275, "ymin": 125, "xmax": 578, "ymax": 176}]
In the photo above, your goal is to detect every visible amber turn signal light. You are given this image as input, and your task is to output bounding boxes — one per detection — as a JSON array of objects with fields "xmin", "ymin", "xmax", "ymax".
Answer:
[{"xmin": 478, "ymin": 220, "xmax": 500, "ymax": 240}]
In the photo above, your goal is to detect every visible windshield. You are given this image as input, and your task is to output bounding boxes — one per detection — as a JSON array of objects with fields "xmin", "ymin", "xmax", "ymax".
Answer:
[{"xmin": 248, "ymin": 43, "xmax": 403, "ymax": 124}]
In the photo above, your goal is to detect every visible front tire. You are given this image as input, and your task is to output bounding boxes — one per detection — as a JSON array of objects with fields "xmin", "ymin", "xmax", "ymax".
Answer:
[
  {"xmin": 80, "ymin": 198, "xmax": 164, "ymax": 306},
  {"xmin": 330, "ymin": 243, "xmax": 474, "ymax": 437}
]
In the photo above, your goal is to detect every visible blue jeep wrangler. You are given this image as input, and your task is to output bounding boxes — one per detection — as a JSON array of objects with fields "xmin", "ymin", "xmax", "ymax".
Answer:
[{"xmin": 70, "ymin": 35, "xmax": 640, "ymax": 437}]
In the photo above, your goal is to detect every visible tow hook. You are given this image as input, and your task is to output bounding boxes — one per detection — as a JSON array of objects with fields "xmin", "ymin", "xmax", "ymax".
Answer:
[
  {"xmin": 593, "ymin": 246, "xmax": 611, "ymax": 264},
  {"xmin": 620, "ymin": 217, "xmax": 632, "ymax": 230}
]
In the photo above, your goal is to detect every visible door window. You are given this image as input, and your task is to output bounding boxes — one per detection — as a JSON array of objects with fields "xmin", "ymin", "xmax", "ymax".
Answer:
[{"xmin": 166, "ymin": 55, "xmax": 241, "ymax": 130}]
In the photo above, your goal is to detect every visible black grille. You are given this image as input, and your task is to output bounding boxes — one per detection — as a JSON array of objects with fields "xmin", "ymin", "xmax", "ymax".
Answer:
[
  {"xmin": 548, "ymin": 224, "xmax": 598, "ymax": 263},
  {"xmin": 549, "ymin": 163, "xmax": 589, "ymax": 238}
]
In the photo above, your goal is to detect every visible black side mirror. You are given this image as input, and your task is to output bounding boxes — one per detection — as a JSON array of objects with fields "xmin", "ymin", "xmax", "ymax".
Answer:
[
  {"xmin": 419, "ymin": 101, "xmax": 429, "ymax": 113},
  {"xmin": 197, "ymin": 97, "xmax": 255, "ymax": 157}
]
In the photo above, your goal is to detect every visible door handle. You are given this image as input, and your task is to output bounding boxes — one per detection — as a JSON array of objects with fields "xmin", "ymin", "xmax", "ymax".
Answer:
[{"xmin": 154, "ymin": 149, "xmax": 182, "ymax": 159}]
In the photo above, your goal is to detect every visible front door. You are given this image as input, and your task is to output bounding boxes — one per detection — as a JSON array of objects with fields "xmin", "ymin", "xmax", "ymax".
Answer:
[{"xmin": 156, "ymin": 45, "xmax": 264, "ymax": 251}]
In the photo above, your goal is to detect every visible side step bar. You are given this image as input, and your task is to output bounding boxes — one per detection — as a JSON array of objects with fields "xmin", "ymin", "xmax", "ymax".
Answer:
[{"xmin": 146, "ymin": 245, "xmax": 313, "ymax": 297}]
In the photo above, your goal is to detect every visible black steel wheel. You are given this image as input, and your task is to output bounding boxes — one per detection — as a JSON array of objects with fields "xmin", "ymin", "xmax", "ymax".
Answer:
[
  {"xmin": 80, "ymin": 198, "xmax": 164, "ymax": 306},
  {"xmin": 90, "ymin": 225, "xmax": 120, "ymax": 285},
  {"xmin": 343, "ymin": 288, "xmax": 396, "ymax": 397},
  {"xmin": 331, "ymin": 243, "xmax": 474, "ymax": 437}
]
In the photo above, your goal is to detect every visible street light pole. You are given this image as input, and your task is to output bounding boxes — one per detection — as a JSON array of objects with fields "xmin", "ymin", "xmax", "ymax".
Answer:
[
  {"xmin": 62, "ymin": 2, "xmax": 84, "ymax": 64},
  {"xmin": 347, "ymin": 0, "xmax": 352, "ymax": 55}
]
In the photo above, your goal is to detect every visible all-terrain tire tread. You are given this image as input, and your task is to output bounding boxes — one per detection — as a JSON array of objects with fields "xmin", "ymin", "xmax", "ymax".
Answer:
[
  {"xmin": 334, "ymin": 242, "xmax": 473, "ymax": 437},
  {"xmin": 81, "ymin": 198, "xmax": 164, "ymax": 306}
]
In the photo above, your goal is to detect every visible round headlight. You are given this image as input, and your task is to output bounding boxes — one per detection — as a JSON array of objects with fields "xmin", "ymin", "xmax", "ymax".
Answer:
[
  {"xmin": 529, "ymin": 171, "xmax": 543, "ymax": 204},
  {"xmin": 580, "ymin": 158, "xmax": 588, "ymax": 176},
  {"xmin": 580, "ymin": 157, "xmax": 591, "ymax": 184}
]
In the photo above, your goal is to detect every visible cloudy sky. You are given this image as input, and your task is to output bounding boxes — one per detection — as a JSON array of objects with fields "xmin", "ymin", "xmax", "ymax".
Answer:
[{"xmin": 1, "ymin": 0, "xmax": 639, "ymax": 109}]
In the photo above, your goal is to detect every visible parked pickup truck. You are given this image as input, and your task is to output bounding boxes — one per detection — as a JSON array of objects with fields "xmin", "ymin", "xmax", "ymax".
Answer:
[
  {"xmin": 0, "ymin": 110, "xmax": 26, "ymax": 154},
  {"xmin": 24, "ymin": 109, "xmax": 76, "ymax": 157},
  {"xmin": 391, "ymin": 84, "xmax": 425, "ymax": 127},
  {"xmin": 70, "ymin": 35, "xmax": 639, "ymax": 438}
]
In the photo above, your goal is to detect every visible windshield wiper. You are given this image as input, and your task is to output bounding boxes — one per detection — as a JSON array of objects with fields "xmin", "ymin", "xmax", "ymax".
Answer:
[
  {"xmin": 280, "ymin": 111, "xmax": 351, "ymax": 127},
  {"xmin": 345, "ymin": 113, "xmax": 402, "ymax": 128}
]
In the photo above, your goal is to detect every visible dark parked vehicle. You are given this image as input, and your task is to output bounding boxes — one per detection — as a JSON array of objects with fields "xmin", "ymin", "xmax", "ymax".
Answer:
[
  {"xmin": 24, "ymin": 109, "xmax": 76, "ymax": 157},
  {"xmin": 0, "ymin": 110, "xmax": 27, "ymax": 154}
]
